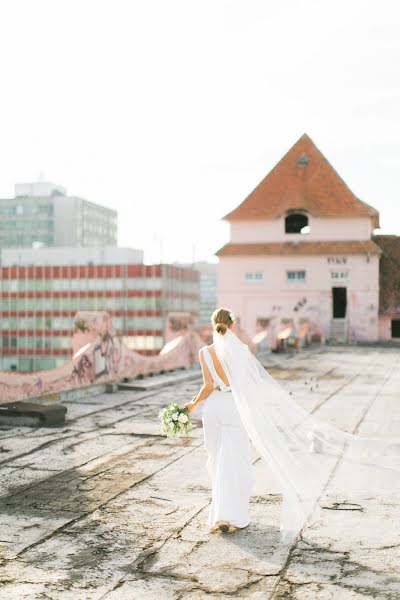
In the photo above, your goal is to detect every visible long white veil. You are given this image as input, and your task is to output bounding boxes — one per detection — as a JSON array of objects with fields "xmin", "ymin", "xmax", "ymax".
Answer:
[{"xmin": 213, "ymin": 328, "xmax": 400, "ymax": 542}]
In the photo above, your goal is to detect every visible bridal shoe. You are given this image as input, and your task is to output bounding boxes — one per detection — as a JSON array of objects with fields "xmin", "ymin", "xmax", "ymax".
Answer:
[
  {"xmin": 210, "ymin": 521, "xmax": 231, "ymax": 533},
  {"xmin": 210, "ymin": 520, "xmax": 236, "ymax": 533}
]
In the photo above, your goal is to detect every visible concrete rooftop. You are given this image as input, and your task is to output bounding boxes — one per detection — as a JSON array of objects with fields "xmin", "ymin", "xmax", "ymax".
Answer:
[{"xmin": 0, "ymin": 346, "xmax": 399, "ymax": 599}]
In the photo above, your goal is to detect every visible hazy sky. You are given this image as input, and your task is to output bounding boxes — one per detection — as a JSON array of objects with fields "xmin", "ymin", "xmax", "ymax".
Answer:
[{"xmin": 0, "ymin": 0, "xmax": 399, "ymax": 264}]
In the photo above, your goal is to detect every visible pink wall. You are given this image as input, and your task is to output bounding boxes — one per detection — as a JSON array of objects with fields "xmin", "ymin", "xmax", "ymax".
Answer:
[
  {"xmin": 230, "ymin": 216, "xmax": 373, "ymax": 243},
  {"xmin": 217, "ymin": 254, "xmax": 380, "ymax": 342},
  {"xmin": 0, "ymin": 312, "xmax": 205, "ymax": 404}
]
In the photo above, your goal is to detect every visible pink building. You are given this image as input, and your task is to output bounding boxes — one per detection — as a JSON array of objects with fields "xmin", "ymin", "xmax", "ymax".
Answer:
[{"xmin": 216, "ymin": 134, "xmax": 400, "ymax": 346}]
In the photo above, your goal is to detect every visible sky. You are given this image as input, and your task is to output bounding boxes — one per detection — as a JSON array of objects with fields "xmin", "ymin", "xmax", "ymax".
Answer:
[{"xmin": 0, "ymin": 0, "xmax": 399, "ymax": 264}]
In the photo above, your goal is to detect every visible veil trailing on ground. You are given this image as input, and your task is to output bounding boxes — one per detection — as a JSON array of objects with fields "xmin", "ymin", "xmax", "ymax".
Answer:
[{"xmin": 213, "ymin": 328, "xmax": 400, "ymax": 542}]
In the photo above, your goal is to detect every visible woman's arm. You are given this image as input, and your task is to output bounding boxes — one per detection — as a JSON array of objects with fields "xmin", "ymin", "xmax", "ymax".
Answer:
[{"xmin": 185, "ymin": 348, "xmax": 215, "ymax": 414}]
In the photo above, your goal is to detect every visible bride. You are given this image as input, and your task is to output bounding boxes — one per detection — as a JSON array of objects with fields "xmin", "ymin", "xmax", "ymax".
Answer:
[
  {"xmin": 185, "ymin": 307, "xmax": 400, "ymax": 541},
  {"xmin": 185, "ymin": 307, "xmax": 255, "ymax": 533}
]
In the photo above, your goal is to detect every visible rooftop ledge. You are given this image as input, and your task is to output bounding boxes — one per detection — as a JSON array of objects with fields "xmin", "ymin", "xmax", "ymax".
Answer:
[{"xmin": 0, "ymin": 311, "xmax": 205, "ymax": 405}]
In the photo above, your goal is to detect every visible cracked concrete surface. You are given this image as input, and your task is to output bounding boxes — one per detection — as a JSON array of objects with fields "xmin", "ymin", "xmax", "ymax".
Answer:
[{"xmin": 0, "ymin": 347, "xmax": 399, "ymax": 599}]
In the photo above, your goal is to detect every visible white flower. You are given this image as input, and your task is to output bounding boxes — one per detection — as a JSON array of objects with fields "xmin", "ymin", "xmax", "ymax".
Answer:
[
  {"xmin": 229, "ymin": 311, "xmax": 236, "ymax": 321},
  {"xmin": 159, "ymin": 402, "xmax": 192, "ymax": 438}
]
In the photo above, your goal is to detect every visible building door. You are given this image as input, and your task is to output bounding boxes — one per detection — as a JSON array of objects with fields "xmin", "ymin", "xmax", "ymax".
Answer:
[
  {"xmin": 391, "ymin": 319, "xmax": 400, "ymax": 338},
  {"xmin": 332, "ymin": 287, "xmax": 347, "ymax": 318}
]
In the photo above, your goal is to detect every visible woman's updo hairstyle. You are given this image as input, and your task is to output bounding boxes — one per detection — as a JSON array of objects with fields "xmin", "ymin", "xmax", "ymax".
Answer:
[{"xmin": 211, "ymin": 307, "xmax": 234, "ymax": 335}]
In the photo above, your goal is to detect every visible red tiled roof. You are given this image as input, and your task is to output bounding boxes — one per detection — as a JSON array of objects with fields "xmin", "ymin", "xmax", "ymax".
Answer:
[
  {"xmin": 373, "ymin": 235, "xmax": 400, "ymax": 314},
  {"xmin": 223, "ymin": 134, "xmax": 379, "ymax": 227},
  {"xmin": 216, "ymin": 240, "xmax": 382, "ymax": 257}
]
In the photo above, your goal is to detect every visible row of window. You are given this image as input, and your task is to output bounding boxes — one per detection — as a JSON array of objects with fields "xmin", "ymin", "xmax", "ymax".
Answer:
[
  {"xmin": 0, "ymin": 357, "xmax": 67, "ymax": 372},
  {"xmin": 81, "ymin": 205, "xmax": 117, "ymax": 218},
  {"xmin": 79, "ymin": 227, "xmax": 115, "ymax": 236},
  {"xmin": 0, "ymin": 316, "xmax": 164, "ymax": 330},
  {"xmin": 1, "ymin": 336, "xmax": 71, "ymax": 349},
  {"xmin": 0, "ymin": 277, "xmax": 196, "ymax": 292},
  {"xmin": 0, "ymin": 297, "xmax": 162, "ymax": 310},
  {"xmin": 0, "ymin": 278, "xmax": 160, "ymax": 291},
  {"xmin": 81, "ymin": 235, "xmax": 117, "ymax": 244},
  {"xmin": 1, "ymin": 332, "xmax": 167, "ymax": 351},
  {"xmin": 245, "ymin": 270, "xmax": 349, "ymax": 282},
  {"xmin": 0, "ymin": 297, "xmax": 197, "ymax": 311},
  {"xmin": 0, "ymin": 333, "xmax": 165, "ymax": 352},
  {"xmin": 80, "ymin": 224, "xmax": 118, "ymax": 233},
  {"xmin": 0, "ymin": 204, "xmax": 53, "ymax": 216},
  {"xmin": 0, "ymin": 236, "xmax": 54, "ymax": 246},
  {"xmin": 1, "ymin": 317, "xmax": 72, "ymax": 329},
  {"xmin": 245, "ymin": 271, "xmax": 306, "ymax": 281},
  {"xmin": 1, "ymin": 220, "xmax": 53, "ymax": 229}
]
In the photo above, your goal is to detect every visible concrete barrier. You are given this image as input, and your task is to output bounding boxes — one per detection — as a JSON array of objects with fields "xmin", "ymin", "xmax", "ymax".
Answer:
[{"xmin": 0, "ymin": 311, "xmax": 205, "ymax": 404}]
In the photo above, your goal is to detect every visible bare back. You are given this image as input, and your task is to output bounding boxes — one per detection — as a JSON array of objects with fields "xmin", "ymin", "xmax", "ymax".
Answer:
[{"xmin": 206, "ymin": 344, "xmax": 230, "ymax": 387}]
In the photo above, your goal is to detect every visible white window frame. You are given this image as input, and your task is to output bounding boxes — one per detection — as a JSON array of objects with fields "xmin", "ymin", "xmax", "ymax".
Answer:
[
  {"xmin": 286, "ymin": 270, "xmax": 306, "ymax": 282},
  {"xmin": 329, "ymin": 270, "xmax": 349, "ymax": 282},
  {"xmin": 245, "ymin": 271, "xmax": 264, "ymax": 282}
]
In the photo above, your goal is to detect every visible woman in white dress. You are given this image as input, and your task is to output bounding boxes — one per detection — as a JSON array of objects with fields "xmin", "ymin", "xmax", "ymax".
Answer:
[
  {"xmin": 185, "ymin": 307, "xmax": 255, "ymax": 533},
  {"xmin": 185, "ymin": 306, "xmax": 400, "ymax": 543}
]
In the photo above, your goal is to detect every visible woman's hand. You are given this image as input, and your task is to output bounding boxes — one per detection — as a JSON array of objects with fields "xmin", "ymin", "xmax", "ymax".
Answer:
[
  {"xmin": 185, "ymin": 403, "xmax": 196, "ymax": 414},
  {"xmin": 185, "ymin": 396, "xmax": 198, "ymax": 414}
]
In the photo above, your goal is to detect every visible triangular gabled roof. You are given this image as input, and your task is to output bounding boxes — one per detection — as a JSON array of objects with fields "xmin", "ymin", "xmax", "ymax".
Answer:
[{"xmin": 223, "ymin": 134, "xmax": 379, "ymax": 227}]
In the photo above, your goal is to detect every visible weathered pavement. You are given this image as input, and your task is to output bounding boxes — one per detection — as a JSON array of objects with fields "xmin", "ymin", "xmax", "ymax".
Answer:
[{"xmin": 0, "ymin": 346, "xmax": 399, "ymax": 599}]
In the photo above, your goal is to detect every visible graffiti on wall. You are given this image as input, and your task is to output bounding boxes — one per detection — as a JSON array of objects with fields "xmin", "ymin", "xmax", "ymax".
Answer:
[
  {"xmin": 0, "ymin": 311, "xmax": 205, "ymax": 404},
  {"xmin": 293, "ymin": 297, "xmax": 307, "ymax": 312},
  {"xmin": 94, "ymin": 332, "xmax": 122, "ymax": 378}
]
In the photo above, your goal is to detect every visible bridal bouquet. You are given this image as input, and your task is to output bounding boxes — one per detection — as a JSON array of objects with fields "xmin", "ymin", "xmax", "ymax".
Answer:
[{"xmin": 159, "ymin": 402, "xmax": 192, "ymax": 438}]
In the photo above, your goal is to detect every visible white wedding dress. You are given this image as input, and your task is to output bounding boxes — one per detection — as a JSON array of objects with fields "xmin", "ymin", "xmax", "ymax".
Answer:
[
  {"xmin": 211, "ymin": 328, "xmax": 400, "ymax": 542},
  {"xmin": 201, "ymin": 345, "xmax": 255, "ymax": 528}
]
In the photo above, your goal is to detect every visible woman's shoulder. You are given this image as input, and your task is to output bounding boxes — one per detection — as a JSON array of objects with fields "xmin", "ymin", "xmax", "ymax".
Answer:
[{"xmin": 199, "ymin": 344, "xmax": 214, "ymax": 357}]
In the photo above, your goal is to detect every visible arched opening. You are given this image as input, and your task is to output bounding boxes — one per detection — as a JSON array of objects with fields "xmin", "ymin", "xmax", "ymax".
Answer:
[{"xmin": 285, "ymin": 212, "xmax": 309, "ymax": 234}]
